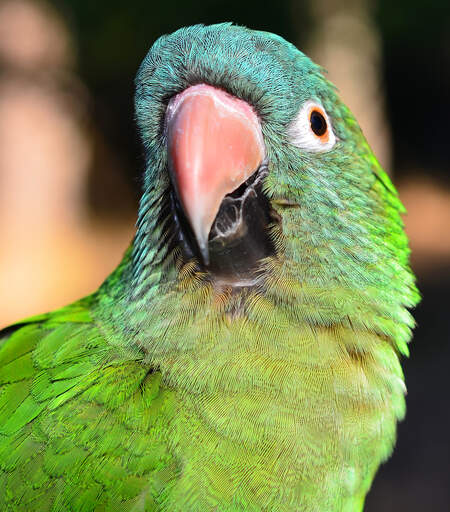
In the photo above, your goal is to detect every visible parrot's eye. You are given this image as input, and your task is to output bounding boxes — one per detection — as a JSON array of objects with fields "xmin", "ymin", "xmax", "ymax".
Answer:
[
  {"xmin": 288, "ymin": 100, "xmax": 336, "ymax": 152},
  {"xmin": 310, "ymin": 110, "xmax": 327, "ymax": 137}
]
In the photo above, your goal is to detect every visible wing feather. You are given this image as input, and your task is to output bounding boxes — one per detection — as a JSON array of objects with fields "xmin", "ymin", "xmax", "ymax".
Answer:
[{"xmin": 0, "ymin": 299, "xmax": 177, "ymax": 511}]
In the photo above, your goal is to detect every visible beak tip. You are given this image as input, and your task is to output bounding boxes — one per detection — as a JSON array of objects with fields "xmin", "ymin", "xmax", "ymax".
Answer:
[
  {"xmin": 198, "ymin": 237, "xmax": 209, "ymax": 266},
  {"xmin": 199, "ymin": 241, "xmax": 210, "ymax": 266},
  {"xmin": 192, "ymin": 222, "xmax": 211, "ymax": 267}
]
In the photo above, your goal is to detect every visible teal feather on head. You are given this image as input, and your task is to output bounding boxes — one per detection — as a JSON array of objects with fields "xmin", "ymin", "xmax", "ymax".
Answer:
[{"xmin": 0, "ymin": 23, "xmax": 419, "ymax": 511}]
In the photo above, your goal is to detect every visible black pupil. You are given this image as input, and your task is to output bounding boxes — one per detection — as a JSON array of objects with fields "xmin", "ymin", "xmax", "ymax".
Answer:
[{"xmin": 310, "ymin": 110, "xmax": 327, "ymax": 136}]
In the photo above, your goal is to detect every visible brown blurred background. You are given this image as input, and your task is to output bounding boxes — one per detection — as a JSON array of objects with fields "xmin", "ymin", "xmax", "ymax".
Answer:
[{"xmin": 0, "ymin": 0, "xmax": 448, "ymax": 509}]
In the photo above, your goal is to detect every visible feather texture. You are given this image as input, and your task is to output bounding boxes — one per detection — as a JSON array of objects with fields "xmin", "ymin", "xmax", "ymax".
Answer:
[{"xmin": 0, "ymin": 23, "xmax": 419, "ymax": 511}]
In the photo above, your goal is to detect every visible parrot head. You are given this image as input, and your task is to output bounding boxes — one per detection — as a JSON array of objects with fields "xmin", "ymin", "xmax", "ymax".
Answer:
[{"xmin": 132, "ymin": 23, "xmax": 417, "ymax": 331}]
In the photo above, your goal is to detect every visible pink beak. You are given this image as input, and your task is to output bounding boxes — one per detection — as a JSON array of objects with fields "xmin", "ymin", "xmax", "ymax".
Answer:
[{"xmin": 166, "ymin": 84, "xmax": 265, "ymax": 264}]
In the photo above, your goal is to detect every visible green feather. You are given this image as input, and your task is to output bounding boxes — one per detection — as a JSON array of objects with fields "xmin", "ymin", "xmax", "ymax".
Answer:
[{"xmin": 0, "ymin": 23, "xmax": 419, "ymax": 511}]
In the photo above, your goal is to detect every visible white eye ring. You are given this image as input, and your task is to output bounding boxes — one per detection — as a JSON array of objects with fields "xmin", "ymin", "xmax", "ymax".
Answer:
[{"xmin": 288, "ymin": 100, "xmax": 336, "ymax": 152}]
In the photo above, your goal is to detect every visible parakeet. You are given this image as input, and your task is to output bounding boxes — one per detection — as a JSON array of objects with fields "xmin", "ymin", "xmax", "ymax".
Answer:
[{"xmin": 0, "ymin": 23, "xmax": 419, "ymax": 512}]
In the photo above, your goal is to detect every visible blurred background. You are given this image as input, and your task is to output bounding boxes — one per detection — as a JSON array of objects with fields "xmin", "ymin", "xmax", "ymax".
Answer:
[{"xmin": 0, "ymin": 0, "xmax": 448, "ymax": 508}]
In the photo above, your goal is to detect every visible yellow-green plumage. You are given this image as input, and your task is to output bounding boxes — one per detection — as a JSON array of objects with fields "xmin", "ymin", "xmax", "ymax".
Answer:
[{"xmin": 0, "ymin": 23, "xmax": 419, "ymax": 511}]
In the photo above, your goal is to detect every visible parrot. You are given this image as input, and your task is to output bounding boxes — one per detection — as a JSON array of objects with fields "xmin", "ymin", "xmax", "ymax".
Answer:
[{"xmin": 0, "ymin": 23, "xmax": 419, "ymax": 512}]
